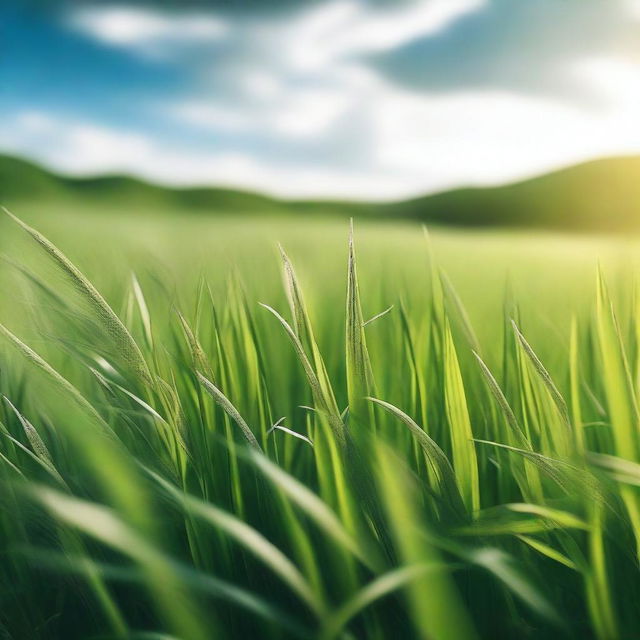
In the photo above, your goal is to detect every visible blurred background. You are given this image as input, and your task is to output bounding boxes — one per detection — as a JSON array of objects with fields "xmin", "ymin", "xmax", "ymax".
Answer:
[
  {"xmin": 5, "ymin": 7, "xmax": 640, "ymax": 640},
  {"xmin": 2, "ymin": 0, "xmax": 640, "ymax": 230}
]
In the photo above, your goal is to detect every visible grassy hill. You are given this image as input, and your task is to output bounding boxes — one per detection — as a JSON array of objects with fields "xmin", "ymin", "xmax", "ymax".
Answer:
[
  {"xmin": 0, "ymin": 155, "xmax": 287, "ymax": 215},
  {"xmin": 388, "ymin": 156, "xmax": 640, "ymax": 231},
  {"xmin": 3, "ymin": 153, "xmax": 640, "ymax": 230}
]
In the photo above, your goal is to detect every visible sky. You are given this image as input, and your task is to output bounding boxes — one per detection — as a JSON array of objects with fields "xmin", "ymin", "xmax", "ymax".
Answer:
[{"xmin": 2, "ymin": 0, "xmax": 640, "ymax": 199}]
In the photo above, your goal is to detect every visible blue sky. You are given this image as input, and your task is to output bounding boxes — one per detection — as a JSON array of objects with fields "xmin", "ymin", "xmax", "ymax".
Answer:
[{"xmin": 2, "ymin": 0, "xmax": 640, "ymax": 199}]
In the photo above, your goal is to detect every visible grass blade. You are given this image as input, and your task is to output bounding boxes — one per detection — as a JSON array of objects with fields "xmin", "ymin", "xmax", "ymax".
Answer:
[
  {"xmin": 3, "ymin": 208, "xmax": 152, "ymax": 384},
  {"xmin": 443, "ymin": 320, "xmax": 480, "ymax": 513},
  {"xmin": 197, "ymin": 372, "xmax": 261, "ymax": 450}
]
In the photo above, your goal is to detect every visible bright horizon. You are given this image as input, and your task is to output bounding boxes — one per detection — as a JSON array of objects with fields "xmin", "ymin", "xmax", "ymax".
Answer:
[{"xmin": 3, "ymin": 1, "xmax": 640, "ymax": 199}]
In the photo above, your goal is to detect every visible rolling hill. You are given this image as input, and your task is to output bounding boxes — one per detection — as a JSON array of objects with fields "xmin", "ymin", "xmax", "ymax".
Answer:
[
  {"xmin": 387, "ymin": 156, "xmax": 640, "ymax": 231},
  {"xmin": 2, "ymin": 153, "xmax": 640, "ymax": 231}
]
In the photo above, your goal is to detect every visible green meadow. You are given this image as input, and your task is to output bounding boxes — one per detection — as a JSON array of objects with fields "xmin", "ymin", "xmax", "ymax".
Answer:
[{"xmin": 2, "ymin": 204, "xmax": 640, "ymax": 639}]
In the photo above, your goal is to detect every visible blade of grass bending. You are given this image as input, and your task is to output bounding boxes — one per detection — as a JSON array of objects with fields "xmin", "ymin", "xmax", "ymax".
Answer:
[
  {"xmin": 506, "ymin": 502, "xmax": 588, "ymax": 528},
  {"xmin": 3, "ymin": 396, "xmax": 67, "ymax": 487},
  {"xmin": 108, "ymin": 380, "xmax": 189, "ymax": 459},
  {"xmin": 368, "ymin": 396, "xmax": 467, "ymax": 521},
  {"xmin": 516, "ymin": 535, "xmax": 579, "ymax": 571},
  {"xmin": 52, "ymin": 526, "xmax": 130, "ymax": 638},
  {"xmin": 267, "ymin": 423, "xmax": 314, "ymax": 447},
  {"xmin": 511, "ymin": 320, "xmax": 572, "ymax": 453},
  {"xmin": 468, "ymin": 547, "xmax": 563, "ymax": 627},
  {"xmin": 247, "ymin": 449, "xmax": 373, "ymax": 568},
  {"xmin": 33, "ymin": 486, "xmax": 312, "ymax": 639},
  {"xmin": 472, "ymin": 351, "xmax": 528, "ymax": 446},
  {"xmin": 453, "ymin": 519, "xmax": 576, "ymax": 537},
  {"xmin": 363, "ymin": 305, "xmax": 393, "ymax": 328},
  {"xmin": 33, "ymin": 486, "xmax": 213, "ymax": 640},
  {"xmin": 512, "ymin": 319, "xmax": 569, "ymax": 422},
  {"xmin": 35, "ymin": 551, "xmax": 310, "ymax": 639},
  {"xmin": 472, "ymin": 351, "xmax": 543, "ymax": 502},
  {"xmin": 279, "ymin": 245, "xmax": 340, "ymax": 416},
  {"xmin": 426, "ymin": 534, "xmax": 563, "ymax": 627},
  {"xmin": 473, "ymin": 439, "xmax": 604, "ymax": 501},
  {"xmin": 453, "ymin": 505, "xmax": 589, "ymax": 537},
  {"xmin": 320, "ymin": 563, "xmax": 450, "ymax": 640},
  {"xmin": 3, "ymin": 396, "xmax": 54, "ymax": 466},
  {"xmin": 147, "ymin": 469, "xmax": 325, "ymax": 618},
  {"xmin": 0, "ymin": 323, "xmax": 112, "ymax": 434},
  {"xmin": 196, "ymin": 372, "xmax": 261, "ymax": 450},
  {"xmin": 1, "ymin": 430, "xmax": 68, "ymax": 488},
  {"xmin": 588, "ymin": 452, "xmax": 640, "ymax": 487},
  {"xmin": 0, "ymin": 447, "xmax": 25, "ymax": 477},
  {"xmin": 0, "ymin": 253, "xmax": 70, "ymax": 310},
  {"xmin": 440, "ymin": 271, "xmax": 481, "ymax": 355},
  {"xmin": 177, "ymin": 311, "xmax": 214, "ymax": 381},
  {"xmin": 259, "ymin": 303, "xmax": 346, "ymax": 446},
  {"xmin": 3, "ymin": 208, "xmax": 152, "ymax": 384}
]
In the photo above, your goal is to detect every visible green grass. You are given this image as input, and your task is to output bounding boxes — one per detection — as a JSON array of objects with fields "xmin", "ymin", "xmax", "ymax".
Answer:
[{"xmin": 2, "ymin": 205, "xmax": 640, "ymax": 639}]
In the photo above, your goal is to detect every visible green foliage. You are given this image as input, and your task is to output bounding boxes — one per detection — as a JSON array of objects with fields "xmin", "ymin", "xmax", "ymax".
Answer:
[{"xmin": 2, "ymin": 209, "xmax": 640, "ymax": 640}]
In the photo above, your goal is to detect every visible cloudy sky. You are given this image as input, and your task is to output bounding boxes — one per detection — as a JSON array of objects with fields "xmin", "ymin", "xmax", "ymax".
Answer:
[{"xmin": 2, "ymin": 0, "xmax": 640, "ymax": 199}]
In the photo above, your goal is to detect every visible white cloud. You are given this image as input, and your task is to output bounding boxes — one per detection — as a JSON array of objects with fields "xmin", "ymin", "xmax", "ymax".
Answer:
[
  {"xmin": 0, "ymin": 111, "xmax": 406, "ymax": 198},
  {"xmin": 365, "ymin": 53, "xmax": 640, "ymax": 191},
  {"xmin": 371, "ymin": 88, "xmax": 640, "ymax": 189},
  {"xmin": 66, "ymin": 0, "xmax": 482, "ymax": 69},
  {"xmin": 627, "ymin": 0, "xmax": 640, "ymax": 19},
  {"xmin": 67, "ymin": 5, "xmax": 228, "ymax": 56},
  {"xmin": 249, "ymin": 0, "xmax": 484, "ymax": 74},
  {"xmin": 296, "ymin": 0, "xmax": 485, "ymax": 63},
  {"xmin": 271, "ymin": 88, "xmax": 352, "ymax": 138},
  {"xmin": 170, "ymin": 85, "xmax": 352, "ymax": 140},
  {"xmin": 6, "ymin": 57, "xmax": 640, "ymax": 202},
  {"xmin": 8, "ymin": 2, "xmax": 640, "ymax": 199},
  {"xmin": 15, "ymin": 111, "xmax": 57, "ymax": 134},
  {"xmin": 160, "ymin": 46, "xmax": 640, "ymax": 196},
  {"xmin": 572, "ymin": 57, "xmax": 640, "ymax": 106},
  {"xmin": 160, "ymin": 0, "xmax": 487, "ymax": 145},
  {"xmin": 167, "ymin": 103, "xmax": 253, "ymax": 133},
  {"xmin": 1, "ymin": 113, "xmax": 155, "ymax": 175},
  {"xmin": 242, "ymin": 72, "xmax": 283, "ymax": 100}
]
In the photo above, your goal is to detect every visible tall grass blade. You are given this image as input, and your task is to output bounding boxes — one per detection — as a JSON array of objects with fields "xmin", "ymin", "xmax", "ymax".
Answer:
[
  {"xmin": 259, "ymin": 303, "xmax": 346, "ymax": 445},
  {"xmin": 443, "ymin": 320, "xmax": 480, "ymax": 513},
  {"xmin": 3, "ymin": 208, "xmax": 152, "ymax": 384},
  {"xmin": 345, "ymin": 221, "xmax": 375, "ymax": 418}
]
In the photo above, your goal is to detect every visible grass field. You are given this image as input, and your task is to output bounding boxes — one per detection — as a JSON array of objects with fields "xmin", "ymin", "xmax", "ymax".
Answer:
[{"xmin": 2, "ymin": 205, "xmax": 640, "ymax": 639}]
